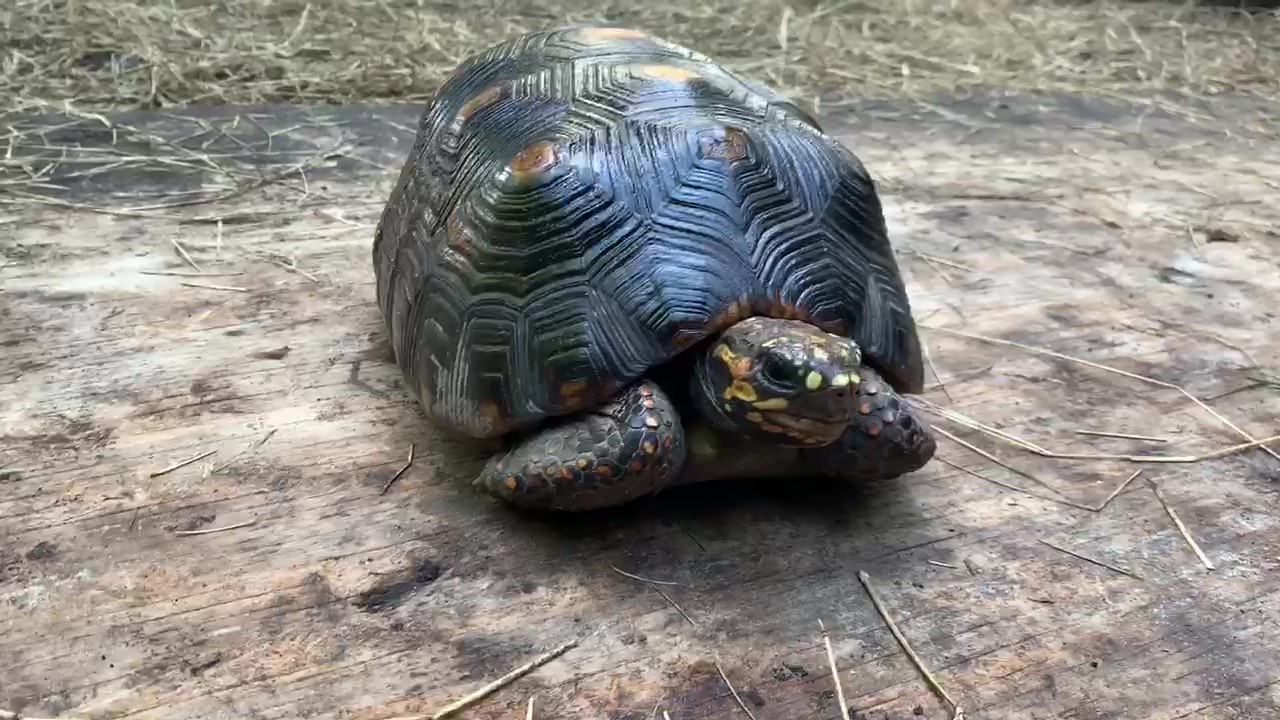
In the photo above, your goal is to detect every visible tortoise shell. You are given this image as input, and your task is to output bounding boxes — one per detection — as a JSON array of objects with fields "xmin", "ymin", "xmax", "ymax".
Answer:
[{"xmin": 372, "ymin": 25, "xmax": 924, "ymax": 439}]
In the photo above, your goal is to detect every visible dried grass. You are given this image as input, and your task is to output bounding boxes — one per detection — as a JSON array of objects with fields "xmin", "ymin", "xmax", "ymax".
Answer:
[{"xmin": 3, "ymin": 0, "xmax": 1279, "ymax": 117}]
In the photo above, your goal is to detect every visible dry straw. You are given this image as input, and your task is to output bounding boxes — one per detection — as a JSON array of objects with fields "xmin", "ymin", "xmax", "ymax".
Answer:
[{"xmin": 4, "ymin": 0, "xmax": 1279, "ymax": 117}]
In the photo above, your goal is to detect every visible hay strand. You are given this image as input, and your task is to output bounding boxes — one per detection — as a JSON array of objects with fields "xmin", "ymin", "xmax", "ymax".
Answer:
[
  {"xmin": 379, "ymin": 443, "xmax": 416, "ymax": 495},
  {"xmin": 714, "ymin": 661, "xmax": 759, "ymax": 720},
  {"xmin": 858, "ymin": 570, "xmax": 964, "ymax": 719},
  {"xmin": 148, "ymin": 448, "xmax": 217, "ymax": 477},
  {"xmin": 172, "ymin": 519, "xmax": 257, "ymax": 536},
  {"xmin": 920, "ymin": 324, "xmax": 1280, "ymax": 463},
  {"xmin": 389, "ymin": 639, "xmax": 580, "ymax": 720},
  {"xmin": 1037, "ymin": 538, "xmax": 1143, "ymax": 579},
  {"xmin": 819, "ymin": 620, "xmax": 851, "ymax": 720},
  {"xmin": 1148, "ymin": 479, "xmax": 1216, "ymax": 571}
]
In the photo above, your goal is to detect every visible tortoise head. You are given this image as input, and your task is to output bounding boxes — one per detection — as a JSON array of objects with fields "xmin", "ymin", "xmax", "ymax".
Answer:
[{"xmin": 691, "ymin": 316, "xmax": 864, "ymax": 446}]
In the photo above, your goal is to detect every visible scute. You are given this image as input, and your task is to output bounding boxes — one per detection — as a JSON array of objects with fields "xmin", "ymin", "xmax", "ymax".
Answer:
[{"xmin": 372, "ymin": 24, "xmax": 924, "ymax": 439}]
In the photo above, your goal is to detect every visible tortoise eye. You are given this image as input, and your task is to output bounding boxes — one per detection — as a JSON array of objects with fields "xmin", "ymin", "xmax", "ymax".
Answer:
[{"xmin": 758, "ymin": 354, "xmax": 800, "ymax": 389}]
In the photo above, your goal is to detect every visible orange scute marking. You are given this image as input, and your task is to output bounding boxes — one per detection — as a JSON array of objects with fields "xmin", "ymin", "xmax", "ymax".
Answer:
[
  {"xmin": 577, "ymin": 27, "xmax": 653, "ymax": 42},
  {"xmin": 456, "ymin": 84, "xmax": 504, "ymax": 124},
  {"xmin": 697, "ymin": 127, "xmax": 749, "ymax": 162},
  {"xmin": 559, "ymin": 379, "xmax": 589, "ymax": 404},
  {"xmin": 479, "ymin": 402, "xmax": 510, "ymax": 433},
  {"xmin": 639, "ymin": 64, "xmax": 699, "ymax": 82},
  {"xmin": 445, "ymin": 215, "xmax": 469, "ymax": 249},
  {"xmin": 509, "ymin": 140, "xmax": 560, "ymax": 175}
]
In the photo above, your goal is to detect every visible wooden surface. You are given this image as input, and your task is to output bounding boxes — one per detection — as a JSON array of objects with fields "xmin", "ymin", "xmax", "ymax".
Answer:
[{"xmin": 2, "ymin": 92, "xmax": 1279, "ymax": 720}]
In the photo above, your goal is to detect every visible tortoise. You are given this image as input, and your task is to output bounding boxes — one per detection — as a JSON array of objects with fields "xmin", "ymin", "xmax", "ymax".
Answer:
[{"xmin": 372, "ymin": 25, "xmax": 936, "ymax": 511}]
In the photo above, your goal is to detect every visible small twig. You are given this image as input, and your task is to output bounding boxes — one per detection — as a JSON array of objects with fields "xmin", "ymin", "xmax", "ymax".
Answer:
[
  {"xmin": 139, "ymin": 270, "xmax": 245, "ymax": 278},
  {"xmin": 920, "ymin": 324, "xmax": 1280, "ymax": 463},
  {"xmin": 927, "ymin": 560, "xmax": 959, "ymax": 569},
  {"xmin": 1148, "ymin": 479, "xmax": 1216, "ymax": 571},
  {"xmin": 647, "ymin": 694, "xmax": 669, "ymax": 720},
  {"xmin": 858, "ymin": 571, "xmax": 963, "ymax": 718},
  {"xmin": 171, "ymin": 237, "xmax": 203, "ymax": 271},
  {"xmin": 1186, "ymin": 225, "xmax": 1203, "ymax": 255},
  {"xmin": 921, "ymin": 341, "xmax": 955, "ymax": 404},
  {"xmin": 1075, "ymin": 429, "xmax": 1171, "ymax": 443},
  {"xmin": 819, "ymin": 620, "xmax": 850, "ymax": 720},
  {"xmin": 526, "ymin": 696, "xmax": 535, "ymax": 720},
  {"xmin": 928, "ymin": 401, "xmax": 1279, "ymax": 464},
  {"xmin": 172, "ymin": 519, "xmax": 257, "ymax": 536},
  {"xmin": 1201, "ymin": 381, "xmax": 1265, "ymax": 402},
  {"xmin": 210, "ymin": 428, "xmax": 277, "ymax": 473},
  {"xmin": 1097, "ymin": 470, "xmax": 1144, "ymax": 511},
  {"xmin": 148, "ymin": 449, "xmax": 217, "ymax": 477},
  {"xmin": 180, "ymin": 281, "xmax": 249, "ymax": 293},
  {"xmin": 915, "ymin": 250, "xmax": 977, "ymax": 273},
  {"xmin": 938, "ymin": 456, "xmax": 1093, "ymax": 511},
  {"xmin": 913, "ymin": 250, "xmax": 955, "ymax": 285},
  {"xmin": 663, "ymin": 713, "xmax": 673, "ymax": 720},
  {"xmin": 714, "ymin": 661, "xmax": 758, "ymax": 720},
  {"xmin": 653, "ymin": 586, "xmax": 698, "ymax": 627},
  {"xmin": 1037, "ymin": 538, "xmax": 1143, "ymax": 579},
  {"xmin": 379, "ymin": 443, "xmax": 416, "ymax": 495},
  {"xmin": 611, "ymin": 565, "xmax": 680, "ymax": 585},
  {"xmin": 391, "ymin": 639, "xmax": 579, "ymax": 720},
  {"xmin": 933, "ymin": 427, "xmax": 1073, "ymax": 499},
  {"xmin": 925, "ymin": 402, "xmax": 1050, "ymax": 454}
]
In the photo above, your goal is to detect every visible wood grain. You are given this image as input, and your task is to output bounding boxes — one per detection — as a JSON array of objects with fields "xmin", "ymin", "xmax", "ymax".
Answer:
[{"xmin": 2, "ymin": 93, "xmax": 1278, "ymax": 720}]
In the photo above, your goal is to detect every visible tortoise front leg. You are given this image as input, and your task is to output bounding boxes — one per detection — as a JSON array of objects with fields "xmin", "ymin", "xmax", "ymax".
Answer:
[
  {"xmin": 474, "ymin": 380, "xmax": 687, "ymax": 511},
  {"xmin": 803, "ymin": 366, "xmax": 937, "ymax": 482}
]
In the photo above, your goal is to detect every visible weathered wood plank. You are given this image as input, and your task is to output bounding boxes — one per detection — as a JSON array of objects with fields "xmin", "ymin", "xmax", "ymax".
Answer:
[{"xmin": 2, "ymin": 93, "xmax": 1278, "ymax": 720}]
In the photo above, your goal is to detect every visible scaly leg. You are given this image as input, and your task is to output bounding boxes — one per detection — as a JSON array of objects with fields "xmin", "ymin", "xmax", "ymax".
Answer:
[{"xmin": 474, "ymin": 380, "xmax": 687, "ymax": 511}]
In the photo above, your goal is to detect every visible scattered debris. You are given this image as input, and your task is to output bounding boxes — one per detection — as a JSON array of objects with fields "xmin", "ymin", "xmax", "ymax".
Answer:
[
  {"xmin": 714, "ymin": 660, "xmax": 759, "ymax": 720},
  {"xmin": 1074, "ymin": 429, "xmax": 1171, "ymax": 443},
  {"xmin": 1148, "ymin": 478, "xmax": 1216, "ymax": 571},
  {"xmin": 179, "ymin": 281, "xmax": 248, "ymax": 293},
  {"xmin": 210, "ymin": 429, "xmax": 276, "ymax": 474},
  {"xmin": 611, "ymin": 565, "xmax": 680, "ymax": 585},
  {"xmin": 171, "ymin": 236, "xmax": 202, "ymax": 271},
  {"xmin": 921, "ymin": 340, "xmax": 956, "ymax": 403},
  {"xmin": 379, "ymin": 443, "xmax": 416, "ymax": 495},
  {"xmin": 858, "ymin": 570, "xmax": 965, "ymax": 720},
  {"xmin": 171, "ymin": 519, "xmax": 257, "ymax": 536},
  {"xmin": 252, "ymin": 346, "xmax": 291, "ymax": 360},
  {"xmin": 819, "ymin": 620, "xmax": 851, "ymax": 720},
  {"xmin": 1037, "ymin": 538, "xmax": 1143, "ymax": 579},
  {"xmin": 139, "ymin": 269, "xmax": 244, "ymax": 278},
  {"xmin": 919, "ymin": 324, "xmax": 1280, "ymax": 464},
  {"xmin": 393, "ymin": 638, "xmax": 580, "ymax": 720},
  {"xmin": 654, "ymin": 586, "xmax": 698, "ymax": 628},
  {"xmin": 928, "ymin": 402, "xmax": 1279, "ymax": 464},
  {"xmin": 148, "ymin": 448, "xmax": 217, "ymax": 478}
]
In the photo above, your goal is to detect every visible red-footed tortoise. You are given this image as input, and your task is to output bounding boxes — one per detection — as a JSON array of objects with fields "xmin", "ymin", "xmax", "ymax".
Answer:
[{"xmin": 372, "ymin": 25, "xmax": 936, "ymax": 511}]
